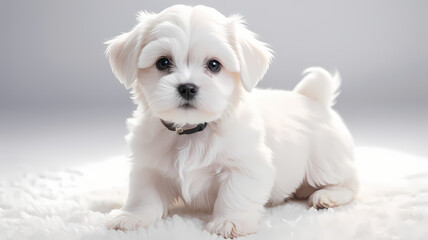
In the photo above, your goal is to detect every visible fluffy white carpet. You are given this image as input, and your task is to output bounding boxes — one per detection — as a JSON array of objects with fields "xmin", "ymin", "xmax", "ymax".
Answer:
[{"xmin": 1, "ymin": 147, "xmax": 428, "ymax": 240}]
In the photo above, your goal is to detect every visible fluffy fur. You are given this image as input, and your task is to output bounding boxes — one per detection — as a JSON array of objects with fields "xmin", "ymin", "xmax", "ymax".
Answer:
[{"xmin": 105, "ymin": 5, "xmax": 358, "ymax": 238}]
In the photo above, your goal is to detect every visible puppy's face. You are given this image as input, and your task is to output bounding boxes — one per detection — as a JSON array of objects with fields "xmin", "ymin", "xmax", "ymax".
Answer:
[
  {"xmin": 106, "ymin": 5, "xmax": 272, "ymax": 125},
  {"xmin": 135, "ymin": 7, "xmax": 240, "ymax": 124}
]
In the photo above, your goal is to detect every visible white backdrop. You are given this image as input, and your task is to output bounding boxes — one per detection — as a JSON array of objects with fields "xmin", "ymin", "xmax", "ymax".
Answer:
[{"xmin": 0, "ymin": 1, "xmax": 427, "ymax": 175}]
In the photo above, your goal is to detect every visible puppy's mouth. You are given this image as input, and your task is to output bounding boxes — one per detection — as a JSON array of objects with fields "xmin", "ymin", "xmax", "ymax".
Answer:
[{"xmin": 179, "ymin": 103, "xmax": 196, "ymax": 109}]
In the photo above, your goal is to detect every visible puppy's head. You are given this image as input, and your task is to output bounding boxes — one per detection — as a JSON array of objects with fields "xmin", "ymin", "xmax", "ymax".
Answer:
[{"xmin": 106, "ymin": 5, "xmax": 272, "ymax": 125}]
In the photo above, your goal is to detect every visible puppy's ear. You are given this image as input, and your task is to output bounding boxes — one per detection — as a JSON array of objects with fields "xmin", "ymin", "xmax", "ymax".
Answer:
[
  {"xmin": 105, "ymin": 12, "xmax": 151, "ymax": 89},
  {"xmin": 228, "ymin": 15, "xmax": 273, "ymax": 92}
]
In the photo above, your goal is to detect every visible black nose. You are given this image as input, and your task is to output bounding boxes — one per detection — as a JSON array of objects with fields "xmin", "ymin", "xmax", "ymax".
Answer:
[{"xmin": 178, "ymin": 83, "xmax": 198, "ymax": 100}]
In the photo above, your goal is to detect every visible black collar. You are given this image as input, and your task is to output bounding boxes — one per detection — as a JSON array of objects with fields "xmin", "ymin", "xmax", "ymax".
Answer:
[{"xmin": 160, "ymin": 120, "xmax": 208, "ymax": 135}]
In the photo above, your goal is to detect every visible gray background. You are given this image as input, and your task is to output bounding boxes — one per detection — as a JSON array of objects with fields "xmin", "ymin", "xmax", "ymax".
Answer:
[{"xmin": 1, "ymin": 1, "xmax": 427, "ymax": 178}]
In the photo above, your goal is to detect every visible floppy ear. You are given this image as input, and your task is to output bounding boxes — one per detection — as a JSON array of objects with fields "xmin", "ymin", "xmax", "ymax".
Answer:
[
  {"xmin": 229, "ymin": 16, "xmax": 273, "ymax": 92},
  {"xmin": 105, "ymin": 12, "xmax": 151, "ymax": 89}
]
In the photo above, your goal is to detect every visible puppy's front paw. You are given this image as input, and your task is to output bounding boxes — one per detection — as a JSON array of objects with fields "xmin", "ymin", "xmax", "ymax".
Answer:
[
  {"xmin": 206, "ymin": 218, "xmax": 257, "ymax": 238},
  {"xmin": 106, "ymin": 209, "xmax": 152, "ymax": 231}
]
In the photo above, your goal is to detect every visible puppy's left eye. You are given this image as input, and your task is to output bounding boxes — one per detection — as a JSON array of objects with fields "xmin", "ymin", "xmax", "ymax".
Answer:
[{"xmin": 207, "ymin": 59, "xmax": 221, "ymax": 73}]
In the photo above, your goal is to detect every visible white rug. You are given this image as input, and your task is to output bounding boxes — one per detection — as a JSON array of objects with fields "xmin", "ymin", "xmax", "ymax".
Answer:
[{"xmin": 1, "ymin": 147, "xmax": 428, "ymax": 240}]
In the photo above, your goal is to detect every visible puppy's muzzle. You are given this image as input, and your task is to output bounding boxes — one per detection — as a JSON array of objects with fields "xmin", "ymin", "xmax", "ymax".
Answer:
[{"xmin": 178, "ymin": 83, "xmax": 198, "ymax": 100}]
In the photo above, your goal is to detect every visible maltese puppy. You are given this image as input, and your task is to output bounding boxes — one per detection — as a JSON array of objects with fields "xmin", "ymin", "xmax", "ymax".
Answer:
[{"xmin": 105, "ymin": 5, "xmax": 358, "ymax": 238}]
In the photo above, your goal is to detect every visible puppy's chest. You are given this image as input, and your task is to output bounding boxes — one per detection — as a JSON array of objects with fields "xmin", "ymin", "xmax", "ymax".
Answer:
[{"xmin": 167, "ymin": 136, "xmax": 225, "ymax": 206}]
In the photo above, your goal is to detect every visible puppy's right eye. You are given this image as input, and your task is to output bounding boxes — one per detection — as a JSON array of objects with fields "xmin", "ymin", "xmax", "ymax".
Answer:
[{"xmin": 156, "ymin": 57, "xmax": 171, "ymax": 70}]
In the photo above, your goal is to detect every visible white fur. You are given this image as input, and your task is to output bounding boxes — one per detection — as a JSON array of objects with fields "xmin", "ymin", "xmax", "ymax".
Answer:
[{"xmin": 105, "ymin": 5, "xmax": 358, "ymax": 238}]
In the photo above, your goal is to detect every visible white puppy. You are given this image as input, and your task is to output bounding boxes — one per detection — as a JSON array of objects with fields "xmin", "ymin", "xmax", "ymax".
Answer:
[{"xmin": 105, "ymin": 5, "xmax": 358, "ymax": 238}]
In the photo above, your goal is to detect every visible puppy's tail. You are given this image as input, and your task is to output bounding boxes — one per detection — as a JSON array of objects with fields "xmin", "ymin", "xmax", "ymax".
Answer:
[{"xmin": 293, "ymin": 67, "xmax": 341, "ymax": 107}]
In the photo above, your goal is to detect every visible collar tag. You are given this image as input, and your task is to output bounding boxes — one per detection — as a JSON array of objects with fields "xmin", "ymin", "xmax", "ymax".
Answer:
[{"xmin": 176, "ymin": 128, "xmax": 184, "ymax": 135}]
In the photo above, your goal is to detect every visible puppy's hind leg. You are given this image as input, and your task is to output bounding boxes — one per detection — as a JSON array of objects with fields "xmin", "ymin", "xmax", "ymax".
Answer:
[
  {"xmin": 308, "ymin": 178, "xmax": 358, "ymax": 209},
  {"xmin": 305, "ymin": 134, "xmax": 359, "ymax": 209}
]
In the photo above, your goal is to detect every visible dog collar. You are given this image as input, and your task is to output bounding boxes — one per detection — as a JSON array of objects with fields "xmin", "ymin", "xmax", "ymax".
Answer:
[{"xmin": 160, "ymin": 120, "xmax": 208, "ymax": 135}]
